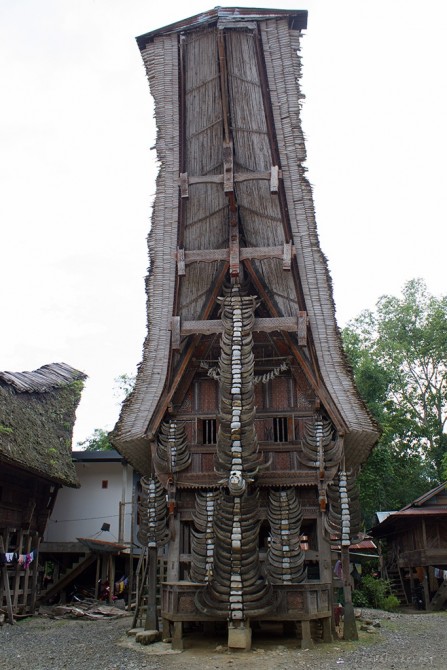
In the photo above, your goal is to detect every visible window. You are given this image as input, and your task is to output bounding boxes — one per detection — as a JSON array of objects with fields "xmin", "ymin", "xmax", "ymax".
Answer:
[
  {"xmin": 101, "ymin": 480, "xmax": 108, "ymax": 489},
  {"xmin": 202, "ymin": 419, "xmax": 217, "ymax": 444},
  {"xmin": 273, "ymin": 417, "xmax": 288, "ymax": 442}
]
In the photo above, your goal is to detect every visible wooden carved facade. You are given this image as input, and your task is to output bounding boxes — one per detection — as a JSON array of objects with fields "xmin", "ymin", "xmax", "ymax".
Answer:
[{"xmin": 113, "ymin": 7, "xmax": 379, "ymax": 649}]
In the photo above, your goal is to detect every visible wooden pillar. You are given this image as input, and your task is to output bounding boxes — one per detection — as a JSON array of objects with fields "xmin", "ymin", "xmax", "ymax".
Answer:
[
  {"xmin": 341, "ymin": 545, "xmax": 358, "ymax": 640},
  {"xmin": 172, "ymin": 621, "xmax": 183, "ymax": 651},
  {"xmin": 317, "ymin": 513, "xmax": 333, "ymax": 583},
  {"xmin": 422, "ymin": 567, "xmax": 430, "ymax": 610},
  {"xmin": 94, "ymin": 556, "xmax": 101, "ymax": 599},
  {"xmin": 30, "ymin": 535, "xmax": 41, "ymax": 614},
  {"xmin": 321, "ymin": 616, "xmax": 332, "ymax": 643},
  {"xmin": 0, "ymin": 537, "xmax": 14, "ymax": 625},
  {"xmin": 145, "ymin": 546, "xmax": 158, "ymax": 630},
  {"xmin": 162, "ymin": 617, "xmax": 171, "ymax": 640},
  {"xmin": 317, "ymin": 513, "xmax": 335, "ymax": 639},
  {"xmin": 300, "ymin": 619, "xmax": 314, "ymax": 649},
  {"xmin": 167, "ymin": 517, "xmax": 181, "ymax": 581}
]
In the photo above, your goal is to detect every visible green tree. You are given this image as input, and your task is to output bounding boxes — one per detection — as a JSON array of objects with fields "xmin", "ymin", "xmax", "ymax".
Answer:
[
  {"xmin": 76, "ymin": 373, "xmax": 136, "ymax": 452},
  {"xmin": 77, "ymin": 427, "xmax": 113, "ymax": 452},
  {"xmin": 113, "ymin": 373, "xmax": 136, "ymax": 401},
  {"xmin": 343, "ymin": 279, "xmax": 447, "ymax": 524}
]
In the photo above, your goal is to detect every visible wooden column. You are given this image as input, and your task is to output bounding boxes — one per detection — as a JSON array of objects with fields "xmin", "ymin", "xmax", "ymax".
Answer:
[
  {"xmin": 145, "ymin": 546, "xmax": 158, "ymax": 630},
  {"xmin": 341, "ymin": 545, "xmax": 358, "ymax": 640},
  {"xmin": 300, "ymin": 619, "xmax": 314, "ymax": 649},
  {"xmin": 0, "ymin": 537, "xmax": 14, "ymax": 625},
  {"xmin": 167, "ymin": 517, "xmax": 181, "ymax": 582},
  {"xmin": 317, "ymin": 514, "xmax": 333, "ymax": 641}
]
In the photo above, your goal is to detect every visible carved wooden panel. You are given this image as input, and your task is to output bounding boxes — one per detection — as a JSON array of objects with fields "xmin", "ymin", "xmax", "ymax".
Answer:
[{"xmin": 199, "ymin": 379, "xmax": 218, "ymax": 412}]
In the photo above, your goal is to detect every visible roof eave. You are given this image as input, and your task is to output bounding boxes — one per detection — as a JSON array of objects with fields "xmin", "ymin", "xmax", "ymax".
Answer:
[{"xmin": 136, "ymin": 7, "xmax": 308, "ymax": 50}]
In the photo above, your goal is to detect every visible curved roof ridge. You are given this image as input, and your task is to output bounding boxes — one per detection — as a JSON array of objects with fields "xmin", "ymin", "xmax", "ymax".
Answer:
[{"xmin": 0, "ymin": 362, "xmax": 86, "ymax": 393}]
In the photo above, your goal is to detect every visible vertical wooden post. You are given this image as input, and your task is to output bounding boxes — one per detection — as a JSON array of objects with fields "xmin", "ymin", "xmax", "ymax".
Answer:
[
  {"xmin": 109, "ymin": 554, "xmax": 116, "ymax": 604},
  {"xmin": 94, "ymin": 556, "xmax": 101, "ymax": 600},
  {"xmin": 30, "ymin": 535, "xmax": 41, "ymax": 614},
  {"xmin": 22, "ymin": 533, "xmax": 32, "ymax": 612},
  {"xmin": 341, "ymin": 545, "xmax": 358, "ymax": 640},
  {"xmin": 13, "ymin": 529, "xmax": 23, "ymax": 611},
  {"xmin": 145, "ymin": 546, "xmax": 158, "ymax": 630},
  {"xmin": 316, "ymin": 515, "xmax": 333, "ymax": 642},
  {"xmin": 422, "ymin": 567, "xmax": 430, "ymax": 610},
  {"xmin": 0, "ymin": 537, "xmax": 14, "ymax": 625},
  {"xmin": 300, "ymin": 619, "xmax": 314, "ymax": 649},
  {"xmin": 167, "ymin": 517, "xmax": 181, "ymax": 582},
  {"xmin": 128, "ymin": 488, "xmax": 135, "ymax": 611}
]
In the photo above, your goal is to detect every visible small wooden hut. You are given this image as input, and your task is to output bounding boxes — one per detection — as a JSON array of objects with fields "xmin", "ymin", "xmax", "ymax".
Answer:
[
  {"xmin": 0, "ymin": 363, "xmax": 86, "ymax": 620},
  {"xmin": 112, "ymin": 7, "xmax": 379, "ymax": 649},
  {"xmin": 370, "ymin": 482, "xmax": 447, "ymax": 610}
]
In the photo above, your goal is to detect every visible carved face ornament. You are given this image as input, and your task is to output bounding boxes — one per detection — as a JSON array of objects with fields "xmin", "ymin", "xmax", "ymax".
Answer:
[{"xmin": 228, "ymin": 469, "xmax": 246, "ymax": 495}]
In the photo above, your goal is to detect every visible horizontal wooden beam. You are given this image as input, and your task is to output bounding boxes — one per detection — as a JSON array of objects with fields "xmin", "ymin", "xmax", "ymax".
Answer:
[
  {"xmin": 180, "ymin": 316, "xmax": 300, "ymax": 336},
  {"xmin": 178, "ymin": 168, "xmax": 282, "ymax": 196},
  {"xmin": 176, "ymin": 244, "xmax": 295, "ymax": 266}
]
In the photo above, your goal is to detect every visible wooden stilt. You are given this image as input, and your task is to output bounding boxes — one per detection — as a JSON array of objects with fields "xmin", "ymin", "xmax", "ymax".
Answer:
[
  {"xmin": 321, "ymin": 616, "xmax": 333, "ymax": 643},
  {"xmin": 341, "ymin": 545, "xmax": 358, "ymax": 640},
  {"xmin": 131, "ymin": 548, "xmax": 150, "ymax": 629},
  {"xmin": 145, "ymin": 546, "xmax": 158, "ymax": 630},
  {"xmin": 300, "ymin": 619, "xmax": 314, "ymax": 649},
  {"xmin": 94, "ymin": 556, "xmax": 101, "ymax": 599},
  {"xmin": 0, "ymin": 538, "xmax": 14, "ymax": 625},
  {"xmin": 172, "ymin": 621, "xmax": 183, "ymax": 650},
  {"xmin": 162, "ymin": 617, "xmax": 171, "ymax": 640},
  {"xmin": 30, "ymin": 535, "xmax": 41, "ymax": 614}
]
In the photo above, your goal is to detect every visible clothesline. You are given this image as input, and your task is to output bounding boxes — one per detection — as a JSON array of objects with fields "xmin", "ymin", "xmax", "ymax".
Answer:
[{"xmin": 0, "ymin": 550, "xmax": 36, "ymax": 570}]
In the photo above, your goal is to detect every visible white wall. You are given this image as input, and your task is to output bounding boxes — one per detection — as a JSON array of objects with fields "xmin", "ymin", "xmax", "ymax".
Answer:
[{"xmin": 45, "ymin": 460, "xmax": 134, "ymax": 544}]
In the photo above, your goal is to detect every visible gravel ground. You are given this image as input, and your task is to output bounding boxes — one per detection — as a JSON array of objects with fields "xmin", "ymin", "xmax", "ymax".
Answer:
[{"xmin": 1, "ymin": 607, "xmax": 447, "ymax": 670}]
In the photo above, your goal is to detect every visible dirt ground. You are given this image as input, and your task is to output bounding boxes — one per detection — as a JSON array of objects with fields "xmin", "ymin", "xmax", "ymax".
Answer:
[
  {"xmin": 119, "ymin": 608, "xmax": 447, "ymax": 670},
  {"xmin": 2, "ymin": 607, "xmax": 447, "ymax": 670}
]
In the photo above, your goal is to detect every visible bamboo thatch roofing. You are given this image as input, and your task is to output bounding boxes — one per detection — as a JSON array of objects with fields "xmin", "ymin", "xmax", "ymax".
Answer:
[
  {"xmin": 0, "ymin": 363, "xmax": 86, "ymax": 487},
  {"xmin": 113, "ymin": 8, "xmax": 380, "ymax": 475}
]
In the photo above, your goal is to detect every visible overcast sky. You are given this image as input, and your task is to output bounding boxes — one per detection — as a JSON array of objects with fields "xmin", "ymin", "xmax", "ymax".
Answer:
[{"xmin": 1, "ymin": 0, "xmax": 446, "ymax": 447}]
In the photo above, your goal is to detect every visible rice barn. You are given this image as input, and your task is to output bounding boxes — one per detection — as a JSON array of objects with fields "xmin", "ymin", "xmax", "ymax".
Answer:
[{"xmin": 112, "ymin": 6, "xmax": 379, "ymax": 651}]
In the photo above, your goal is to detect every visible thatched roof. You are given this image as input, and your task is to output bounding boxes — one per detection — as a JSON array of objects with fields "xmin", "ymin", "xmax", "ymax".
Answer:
[
  {"xmin": 0, "ymin": 363, "xmax": 86, "ymax": 487},
  {"xmin": 113, "ymin": 8, "xmax": 379, "ymax": 474}
]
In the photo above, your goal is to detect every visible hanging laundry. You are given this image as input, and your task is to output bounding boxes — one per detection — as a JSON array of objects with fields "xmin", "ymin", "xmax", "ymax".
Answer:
[
  {"xmin": 17, "ymin": 552, "xmax": 34, "ymax": 569},
  {"xmin": 333, "ymin": 559, "xmax": 343, "ymax": 579}
]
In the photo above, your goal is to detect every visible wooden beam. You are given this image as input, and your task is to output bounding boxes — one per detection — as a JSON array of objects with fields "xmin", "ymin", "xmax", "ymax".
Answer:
[
  {"xmin": 181, "ymin": 244, "xmax": 295, "ymax": 266},
  {"xmin": 229, "ymin": 196, "xmax": 239, "ymax": 276},
  {"xmin": 178, "ymin": 169, "xmax": 282, "ymax": 188},
  {"xmin": 243, "ymin": 259, "xmax": 347, "ymax": 434},
  {"xmin": 170, "ymin": 316, "xmax": 181, "ymax": 350},
  {"xmin": 179, "ymin": 172, "xmax": 189, "ymax": 199},
  {"xmin": 282, "ymin": 241, "xmax": 292, "ymax": 270},
  {"xmin": 176, "ymin": 248, "xmax": 186, "ymax": 276},
  {"xmin": 223, "ymin": 140, "xmax": 234, "ymax": 193},
  {"xmin": 217, "ymin": 29, "xmax": 231, "ymax": 144},
  {"xmin": 297, "ymin": 311, "xmax": 308, "ymax": 346},
  {"xmin": 270, "ymin": 165, "xmax": 279, "ymax": 193},
  {"xmin": 180, "ymin": 316, "xmax": 299, "ymax": 336},
  {"xmin": 147, "ymin": 262, "xmax": 229, "ymax": 435}
]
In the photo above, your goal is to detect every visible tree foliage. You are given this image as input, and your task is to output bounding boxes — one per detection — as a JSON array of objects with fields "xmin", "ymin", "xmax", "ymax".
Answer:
[
  {"xmin": 77, "ymin": 427, "xmax": 112, "ymax": 452},
  {"xmin": 342, "ymin": 279, "xmax": 447, "ymax": 525},
  {"xmin": 76, "ymin": 373, "xmax": 136, "ymax": 451}
]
